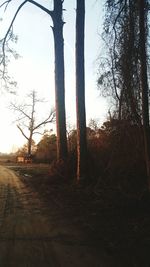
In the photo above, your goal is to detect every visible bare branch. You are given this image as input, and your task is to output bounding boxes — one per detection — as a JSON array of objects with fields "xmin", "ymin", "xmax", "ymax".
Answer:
[
  {"xmin": 10, "ymin": 102, "xmax": 32, "ymax": 120},
  {"xmin": 33, "ymin": 131, "xmax": 44, "ymax": 135},
  {"xmin": 110, "ymin": 53, "xmax": 120, "ymax": 101},
  {"xmin": 28, "ymin": 0, "xmax": 53, "ymax": 16},
  {"xmin": 0, "ymin": 0, "xmax": 12, "ymax": 9},
  {"xmin": 113, "ymin": 0, "xmax": 127, "ymax": 30},
  {"xmin": 33, "ymin": 110, "xmax": 56, "ymax": 131},
  {"xmin": 0, "ymin": 0, "xmax": 53, "ymax": 85},
  {"xmin": 0, "ymin": 0, "xmax": 28, "ymax": 67},
  {"xmin": 1, "ymin": 0, "xmax": 52, "ymax": 50},
  {"xmin": 17, "ymin": 125, "xmax": 29, "ymax": 141}
]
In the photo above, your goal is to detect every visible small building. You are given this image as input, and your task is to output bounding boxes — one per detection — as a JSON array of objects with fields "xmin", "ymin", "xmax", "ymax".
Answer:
[
  {"xmin": 16, "ymin": 156, "xmax": 24, "ymax": 163},
  {"xmin": 16, "ymin": 154, "xmax": 33, "ymax": 164},
  {"xmin": 24, "ymin": 155, "xmax": 33, "ymax": 163}
]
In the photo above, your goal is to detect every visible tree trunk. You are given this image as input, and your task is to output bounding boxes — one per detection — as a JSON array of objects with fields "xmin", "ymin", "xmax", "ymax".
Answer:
[
  {"xmin": 139, "ymin": 0, "xmax": 150, "ymax": 188},
  {"xmin": 52, "ymin": 0, "xmax": 68, "ymax": 160},
  {"xmin": 28, "ymin": 136, "xmax": 32, "ymax": 156},
  {"xmin": 76, "ymin": 0, "xmax": 87, "ymax": 182}
]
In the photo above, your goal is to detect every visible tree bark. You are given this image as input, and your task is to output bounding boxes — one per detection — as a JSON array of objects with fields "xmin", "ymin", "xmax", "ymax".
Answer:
[
  {"xmin": 139, "ymin": 0, "xmax": 150, "ymax": 188},
  {"xmin": 76, "ymin": 0, "xmax": 87, "ymax": 182},
  {"xmin": 28, "ymin": 135, "xmax": 32, "ymax": 156},
  {"xmin": 52, "ymin": 0, "xmax": 68, "ymax": 160}
]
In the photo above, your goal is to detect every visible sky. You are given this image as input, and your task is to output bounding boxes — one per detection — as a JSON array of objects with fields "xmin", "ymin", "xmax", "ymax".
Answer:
[{"xmin": 0, "ymin": 0, "xmax": 108, "ymax": 153}]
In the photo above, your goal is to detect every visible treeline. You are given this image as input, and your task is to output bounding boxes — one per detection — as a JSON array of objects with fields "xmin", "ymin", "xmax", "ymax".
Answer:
[
  {"xmin": 97, "ymin": 0, "xmax": 150, "ymax": 191},
  {"xmin": 16, "ymin": 118, "xmax": 146, "ymax": 194}
]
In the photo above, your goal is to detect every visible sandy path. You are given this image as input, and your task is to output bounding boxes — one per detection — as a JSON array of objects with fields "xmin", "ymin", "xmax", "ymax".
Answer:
[{"xmin": 0, "ymin": 165, "xmax": 114, "ymax": 267}]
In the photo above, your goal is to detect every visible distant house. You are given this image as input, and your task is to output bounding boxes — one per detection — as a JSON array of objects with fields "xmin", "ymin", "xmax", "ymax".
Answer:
[
  {"xmin": 16, "ymin": 155, "xmax": 33, "ymax": 164},
  {"xmin": 24, "ymin": 155, "xmax": 33, "ymax": 163},
  {"xmin": 16, "ymin": 156, "xmax": 24, "ymax": 163}
]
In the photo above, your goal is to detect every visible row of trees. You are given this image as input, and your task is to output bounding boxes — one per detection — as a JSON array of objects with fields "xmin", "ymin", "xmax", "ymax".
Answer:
[
  {"xmin": 16, "ymin": 120, "xmax": 97, "ymax": 165},
  {"xmin": 0, "ymin": 0, "xmax": 87, "ymax": 181},
  {"xmin": 17, "ymin": 117, "xmax": 146, "ymax": 195},
  {"xmin": 98, "ymin": 0, "xmax": 150, "ymax": 188}
]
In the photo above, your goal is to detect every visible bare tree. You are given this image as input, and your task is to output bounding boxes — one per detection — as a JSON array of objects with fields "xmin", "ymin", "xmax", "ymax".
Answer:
[
  {"xmin": 10, "ymin": 90, "xmax": 55, "ymax": 156},
  {"xmin": 76, "ymin": 0, "xmax": 87, "ymax": 182},
  {"xmin": 0, "ymin": 0, "xmax": 68, "ymax": 160}
]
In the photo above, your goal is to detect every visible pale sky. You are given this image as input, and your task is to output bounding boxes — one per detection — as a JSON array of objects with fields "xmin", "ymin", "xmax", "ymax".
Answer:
[{"xmin": 0, "ymin": 0, "xmax": 108, "ymax": 153}]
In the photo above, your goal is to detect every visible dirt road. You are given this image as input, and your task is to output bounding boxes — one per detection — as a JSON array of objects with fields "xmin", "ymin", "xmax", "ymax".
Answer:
[{"xmin": 0, "ymin": 165, "xmax": 114, "ymax": 267}]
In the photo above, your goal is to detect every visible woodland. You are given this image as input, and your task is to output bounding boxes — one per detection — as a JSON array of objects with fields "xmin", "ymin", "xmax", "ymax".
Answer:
[{"xmin": 0, "ymin": 0, "xmax": 150, "ymax": 265}]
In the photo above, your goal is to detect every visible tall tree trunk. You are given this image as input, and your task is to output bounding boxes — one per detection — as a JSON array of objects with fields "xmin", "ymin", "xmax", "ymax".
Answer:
[
  {"xmin": 52, "ymin": 0, "xmax": 68, "ymax": 160},
  {"xmin": 28, "ymin": 135, "xmax": 32, "ymax": 156},
  {"xmin": 139, "ymin": 0, "xmax": 150, "ymax": 188},
  {"xmin": 76, "ymin": 0, "xmax": 87, "ymax": 182}
]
